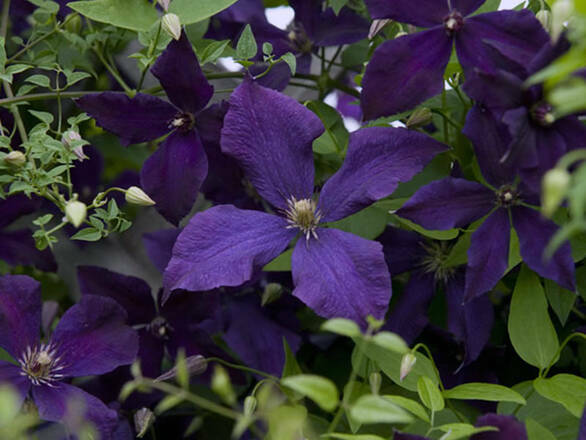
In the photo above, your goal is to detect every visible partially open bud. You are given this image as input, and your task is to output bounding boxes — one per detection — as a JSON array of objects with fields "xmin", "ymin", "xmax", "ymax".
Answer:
[
  {"xmin": 541, "ymin": 168, "xmax": 570, "ymax": 217},
  {"xmin": 4, "ymin": 150, "xmax": 26, "ymax": 167},
  {"xmin": 536, "ymin": 10, "xmax": 551, "ymax": 33},
  {"xmin": 369, "ymin": 372, "xmax": 382, "ymax": 395},
  {"xmin": 125, "ymin": 186, "xmax": 156, "ymax": 207},
  {"xmin": 157, "ymin": 0, "xmax": 171, "ymax": 11},
  {"xmin": 406, "ymin": 107, "xmax": 432, "ymax": 129},
  {"xmin": 134, "ymin": 407, "xmax": 155, "ymax": 438},
  {"xmin": 368, "ymin": 19, "xmax": 391, "ymax": 39},
  {"xmin": 62, "ymin": 130, "xmax": 88, "ymax": 161},
  {"xmin": 162, "ymin": 13, "xmax": 181, "ymax": 41},
  {"xmin": 65, "ymin": 200, "xmax": 87, "ymax": 228},
  {"xmin": 400, "ymin": 352, "xmax": 417, "ymax": 382}
]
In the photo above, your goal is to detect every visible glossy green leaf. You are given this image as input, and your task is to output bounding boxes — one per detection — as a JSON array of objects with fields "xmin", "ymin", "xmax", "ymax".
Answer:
[
  {"xmin": 325, "ymin": 434, "xmax": 385, "ymax": 440},
  {"xmin": 436, "ymin": 423, "xmax": 497, "ymax": 440},
  {"xmin": 169, "ymin": 0, "xmax": 240, "ymax": 25},
  {"xmin": 533, "ymin": 374, "xmax": 586, "ymax": 417},
  {"xmin": 330, "ymin": 204, "xmax": 390, "ymax": 240},
  {"xmin": 281, "ymin": 339, "xmax": 302, "ymax": 378},
  {"xmin": 281, "ymin": 375, "xmax": 339, "ymax": 412},
  {"xmin": 263, "ymin": 248, "xmax": 292, "ymax": 271},
  {"xmin": 417, "ymin": 376, "xmax": 444, "ymax": 412},
  {"xmin": 235, "ymin": 24, "xmax": 257, "ymax": 60},
  {"xmin": 526, "ymin": 418, "xmax": 557, "ymax": 440},
  {"xmin": 370, "ymin": 332, "xmax": 409, "ymax": 355},
  {"xmin": 349, "ymin": 395, "xmax": 413, "ymax": 425},
  {"xmin": 544, "ymin": 279, "xmax": 576, "ymax": 326},
  {"xmin": 69, "ymin": 0, "xmax": 159, "ymax": 32},
  {"xmin": 321, "ymin": 318, "xmax": 361, "ymax": 338},
  {"xmin": 393, "ymin": 216, "xmax": 459, "ymax": 240},
  {"xmin": 306, "ymin": 100, "xmax": 349, "ymax": 154},
  {"xmin": 443, "ymin": 383, "xmax": 526, "ymax": 405},
  {"xmin": 508, "ymin": 266, "xmax": 559, "ymax": 369},
  {"xmin": 382, "ymin": 395, "xmax": 430, "ymax": 423}
]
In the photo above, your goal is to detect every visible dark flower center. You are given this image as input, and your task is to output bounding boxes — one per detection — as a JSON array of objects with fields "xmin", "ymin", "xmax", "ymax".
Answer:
[
  {"xmin": 148, "ymin": 316, "xmax": 173, "ymax": 340},
  {"xmin": 420, "ymin": 241, "xmax": 456, "ymax": 283},
  {"xmin": 287, "ymin": 22, "xmax": 312, "ymax": 53},
  {"xmin": 443, "ymin": 10, "xmax": 464, "ymax": 34},
  {"xmin": 284, "ymin": 197, "xmax": 321, "ymax": 241},
  {"xmin": 530, "ymin": 101, "xmax": 555, "ymax": 127},
  {"xmin": 495, "ymin": 185, "xmax": 520, "ymax": 208},
  {"xmin": 169, "ymin": 112, "xmax": 195, "ymax": 132},
  {"xmin": 19, "ymin": 343, "xmax": 65, "ymax": 386}
]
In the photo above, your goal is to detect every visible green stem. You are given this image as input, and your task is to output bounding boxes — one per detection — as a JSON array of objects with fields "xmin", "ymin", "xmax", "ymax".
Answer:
[
  {"xmin": 325, "ymin": 46, "xmax": 343, "ymax": 74},
  {"xmin": 441, "ymin": 86, "xmax": 449, "ymax": 144},
  {"xmin": 137, "ymin": 21, "xmax": 162, "ymax": 91},
  {"xmin": 543, "ymin": 332, "xmax": 586, "ymax": 378},
  {"xmin": 92, "ymin": 45, "xmax": 133, "ymax": 94},
  {"xmin": 206, "ymin": 357, "xmax": 278, "ymax": 380},
  {"xmin": 431, "ymin": 108, "xmax": 461, "ymax": 130}
]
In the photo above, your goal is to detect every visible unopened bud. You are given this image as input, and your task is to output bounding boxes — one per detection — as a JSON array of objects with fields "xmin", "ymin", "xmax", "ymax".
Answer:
[
  {"xmin": 154, "ymin": 355, "xmax": 207, "ymax": 382},
  {"xmin": 134, "ymin": 407, "xmax": 155, "ymax": 438},
  {"xmin": 368, "ymin": 19, "xmax": 391, "ymax": 39},
  {"xmin": 400, "ymin": 352, "xmax": 417, "ymax": 382},
  {"xmin": 211, "ymin": 365, "xmax": 236, "ymax": 405},
  {"xmin": 261, "ymin": 283, "xmax": 283, "ymax": 306},
  {"xmin": 65, "ymin": 200, "xmax": 87, "ymax": 228},
  {"xmin": 406, "ymin": 107, "xmax": 433, "ymax": 129},
  {"xmin": 369, "ymin": 372, "xmax": 382, "ymax": 395},
  {"xmin": 62, "ymin": 130, "xmax": 88, "ymax": 161},
  {"xmin": 395, "ymin": 31, "xmax": 408, "ymax": 38},
  {"xmin": 162, "ymin": 13, "xmax": 181, "ymax": 41},
  {"xmin": 541, "ymin": 168, "xmax": 570, "ymax": 217},
  {"xmin": 125, "ymin": 186, "xmax": 156, "ymax": 206},
  {"xmin": 551, "ymin": 0, "xmax": 573, "ymax": 41},
  {"xmin": 536, "ymin": 10, "xmax": 551, "ymax": 33},
  {"xmin": 157, "ymin": 0, "xmax": 171, "ymax": 11},
  {"xmin": 244, "ymin": 396, "xmax": 257, "ymax": 416},
  {"xmin": 4, "ymin": 150, "xmax": 26, "ymax": 167}
]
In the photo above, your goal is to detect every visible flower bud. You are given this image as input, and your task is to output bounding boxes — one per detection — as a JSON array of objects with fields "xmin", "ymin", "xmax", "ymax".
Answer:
[
  {"xmin": 162, "ymin": 13, "xmax": 181, "ymax": 41},
  {"xmin": 551, "ymin": 0, "xmax": 573, "ymax": 41},
  {"xmin": 65, "ymin": 200, "xmax": 87, "ymax": 228},
  {"xmin": 406, "ymin": 107, "xmax": 432, "ymax": 129},
  {"xmin": 62, "ymin": 130, "xmax": 88, "ymax": 161},
  {"xmin": 261, "ymin": 283, "xmax": 283, "ymax": 306},
  {"xmin": 369, "ymin": 372, "xmax": 382, "ymax": 395},
  {"xmin": 368, "ymin": 19, "xmax": 391, "ymax": 39},
  {"xmin": 399, "ymin": 352, "xmax": 417, "ymax": 382},
  {"xmin": 211, "ymin": 365, "xmax": 236, "ymax": 405},
  {"xmin": 536, "ymin": 10, "xmax": 551, "ymax": 33},
  {"xmin": 541, "ymin": 168, "xmax": 570, "ymax": 217},
  {"xmin": 243, "ymin": 396, "xmax": 257, "ymax": 416},
  {"xmin": 125, "ymin": 186, "xmax": 156, "ymax": 207},
  {"xmin": 134, "ymin": 407, "xmax": 155, "ymax": 438},
  {"xmin": 157, "ymin": 0, "xmax": 171, "ymax": 11},
  {"xmin": 4, "ymin": 150, "xmax": 26, "ymax": 167}
]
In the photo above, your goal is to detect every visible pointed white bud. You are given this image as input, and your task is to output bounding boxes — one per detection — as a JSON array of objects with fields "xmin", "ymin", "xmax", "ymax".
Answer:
[
  {"xmin": 157, "ymin": 0, "xmax": 171, "ymax": 11},
  {"xmin": 162, "ymin": 13, "xmax": 181, "ymax": 41},
  {"xmin": 551, "ymin": 0, "xmax": 573, "ymax": 41},
  {"xmin": 125, "ymin": 186, "xmax": 156, "ymax": 207},
  {"xmin": 369, "ymin": 19, "xmax": 391, "ymax": 39},
  {"xmin": 536, "ymin": 10, "xmax": 551, "ymax": 33},
  {"xmin": 134, "ymin": 407, "xmax": 155, "ymax": 438},
  {"xmin": 541, "ymin": 168, "xmax": 570, "ymax": 217},
  {"xmin": 65, "ymin": 200, "xmax": 87, "ymax": 228},
  {"xmin": 4, "ymin": 150, "xmax": 26, "ymax": 167},
  {"xmin": 399, "ymin": 352, "xmax": 417, "ymax": 382}
]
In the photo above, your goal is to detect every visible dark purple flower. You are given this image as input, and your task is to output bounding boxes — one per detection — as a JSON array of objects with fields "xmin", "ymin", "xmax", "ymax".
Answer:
[
  {"xmin": 397, "ymin": 107, "xmax": 575, "ymax": 300},
  {"xmin": 0, "ymin": 195, "xmax": 57, "ymax": 272},
  {"xmin": 76, "ymin": 32, "xmax": 213, "ymax": 225},
  {"xmin": 472, "ymin": 414, "xmax": 527, "ymax": 439},
  {"xmin": 163, "ymin": 78, "xmax": 446, "ymax": 325},
  {"xmin": 361, "ymin": 0, "xmax": 549, "ymax": 119},
  {"xmin": 205, "ymin": 0, "xmax": 266, "ymax": 42},
  {"xmin": 579, "ymin": 406, "xmax": 586, "ymax": 440},
  {"xmin": 0, "ymin": 275, "xmax": 138, "ymax": 439}
]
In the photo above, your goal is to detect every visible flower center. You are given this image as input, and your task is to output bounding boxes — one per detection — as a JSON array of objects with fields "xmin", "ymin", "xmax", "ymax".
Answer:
[
  {"xmin": 148, "ymin": 316, "xmax": 173, "ymax": 340},
  {"xmin": 495, "ymin": 185, "xmax": 520, "ymax": 208},
  {"xmin": 287, "ymin": 23, "xmax": 312, "ymax": 53},
  {"xmin": 19, "ymin": 344, "xmax": 64, "ymax": 386},
  {"xmin": 169, "ymin": 111, "xmax": 195, "ymax": 132},
  {"xmin": 420, "ymin": 241, "xmax": 455, "ymax": 283},
  {"xmin": 530, "ymin": 101, "xmax": 555, "ymax": 127},
  {"xmin": 285, "ymin": 197, "xmax": 321, "ymax": 240},
  {"xmin": 443, "ymin": 10, "xmax": 464, "ymax": 34}
]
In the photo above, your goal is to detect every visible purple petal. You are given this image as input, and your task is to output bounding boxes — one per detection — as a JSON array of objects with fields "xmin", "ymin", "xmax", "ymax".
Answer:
[
  {"xmin": 394, "ymin": 433, "xmax": 431, "ymax": 440},
  {"xmin": 457, "ymin": 10, "xmax": 549, "ymax": 76},
  {"xmin": 0, "ymin": 360, "xmax": 31, "ymax": 405},
  {"xmin": 397, "ymin": 178, "xmax": 494, "ymax": 230},
  {"xmin": 77, "ymin": 266, "xmax": 155, "ymax": 325},
  {"xmin": 291, "ymin": 228, "xmax": 391, "ymax": 325},
  {"xmin": 465, "ymin": 209, "xmax": 510, "ymax": 300},
  {"xmin": 0, "ymin": 230, "xmax": 57, "ymax": 272},
  {"xmin": 162, "ymin": 290, "xmax": 220, "ymax": 328},
  {"xmin": 312, "ymin": 7, "xmax": 369, "ymax": 47},
  {"xmin": 52, "ymin": 295, "xmax": 138, "ymax": 377},
  {"xmin": 463, "ymin": 106, "xmax": 517, "ymax": 187},
  {"xmin": 75, "ymin": 92, "xmax": 176, "ymax": 146},
  {"xmin": 336, "ymin": 91, "xmax": 362, "ymax": 120},
  {"xmin": 462, "ymin": 70, "xmax": 524, "ymax": 114},
  {"xmin": 164, "ymin": 205, "xmax": 295, "ymax": 292},
  {"xmin": 361, "ymin": 28, "xmax": 452, "ymax": 120},
  {"xmin": 447, "ymin": 273, "xmax": 494, "ymax": 366},
  {"xmin": 364, "ymin": 0, "xmax": 447, "ymax": 26},
  {"xmin": 136, "ymin": 330, "xmax": 165, "ymax": 378},
  {"xmin": 41, "ymin": 300, "xmax": 59, "ymax": 337},
  {"xmin": 501, "ymin": 107, "xmax": 539, "ymax": 169},
  {"xmin": 319, "ymin": 126, "xmax": 447, "ymax": 222},
  {"xmin": 580, "ymin": 406, "xmax": 586, "ymax": 440},
  {"xmin": 0, "ymin": 275, "xmax": 41, "ymax": 359},
  {"xmin": 151, "ymin": 33, "xmax": 213, "ymax": 114},
  {"xmin": 289, "ymin": 0, "xmax": 321, "ymax": 37},
  {"xmin": 221, "ymin": 79, "xmax": 323, "ymax": 210},
  {"xmin": 140, "ymin": 130, "xmax": 208, "ymax": 225},
  {"xmin": 33, "ymin": 383, "xmax": 118, "ymax": 440},
  {"xmin": 472, "ymin": 414, "xmax": 527, "ymax": 440},
  {"xmin": 0, "ymin": 194, "xmax": 40, "ymax": 229},
  {"xmin": 384, "ymin": 272, "xmax": 435, "ymax": 344},
  {"xmin": 512, "ymin": 206, "xmax": 575, "ymax": 291},
  {"xmin": 379, "ymin": 227, "xmax": 428, "ymax": 274},
  {"xmin": 143, "ymin": 228, "xmax": 182, "ymax": 273}
]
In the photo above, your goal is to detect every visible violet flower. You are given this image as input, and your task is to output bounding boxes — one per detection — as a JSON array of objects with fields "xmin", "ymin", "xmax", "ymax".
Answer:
[
  {"xmin": 361, "ymin": 0, "xmax": 549, "ymax": 119},
  {"xmin": 397, "ymin": 106, "xmax": 575, "ymax": 301},
  {"xmin": 0, "ymin": 275, "xmax": 138, "ymax": 439},
  {"xmin": 76, "ymin": 32, "xmax": 213, "ymax": 225},
  {"xmin": 163, "ymin": 78, "xmax": 447, "ymax": 325},
  {"xmin": 472, "ymin": 414, "xmax": 528, "ymax": 439}
]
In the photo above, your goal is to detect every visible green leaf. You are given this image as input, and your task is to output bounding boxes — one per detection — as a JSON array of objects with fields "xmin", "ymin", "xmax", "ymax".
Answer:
[
  {"xmin": 281, "ymin": 339, "xmax": 302, "ymax": 378},
  {"xmin": 68, "ymin": 0, "xmax": 159, "ymax": 32},
  {"xmin": 280, "ymin": 52, "xmax": 296, "ymax": 76},
  {"xmin": 443, "ymin": 383, "xmax": 526, "ymax": 405},
  {"xmin": 306, "ymin": 100, "xmax": 349, "ymax": 154},
  {"xmin": 263, "ymin": 248, "xmax": 292, "ymax": 271},
  {"xmin": 393, "ymin": 216, "xmax": 459, "ymax": 240},
  {"xmin": 0, "ymin": 37, "xmax": 6, "ymax": 73},
  {"xmin": 533, "ymin": 374, "xmax": 586, "ymax": 417},
  {"xmin": 349, "ymin": 395, "xmax": 413, "ymax": 425},
  {"xmin": 235, "ymin": 24, "xmax": 257, "ymax": 60},
  {"xmin": 169, "ymin": 0, "xmax": 239, "ymax": 25},
  {"xmin": 526, "ymin": 418, "xmax": 557, "ymax": 440},
  {"xmin": 320, "ymin": 318, "xmax": 361, "ymax": 338},
  {"xmin": 33, "ymin": 214, "xmax": 54, "ymax": 226},
  {"xmin": 66, "ymin": 71, "xmax": 91, "ymax": 87},
  {"xmin": 330, "ymin": 204, "xmax": 389, "ymax": 240},
  {"xmin": 71, "ymin": 228, "xmax": 102, "ymax": 241},
  {"xmin": 577, "ymin": 265, "xmax": 586, "ymax": 302},
  {"xmin": 417, "ymin": 376, "xmax": 444, "ymax": 412},
  {"xmin": 544, "ymin": 279, "xmax": 576, "ymax": 326},
  {"xmin": 508, "ymin": 266, "xmax": 559, "ymax": 369},
  {"xmin": 25, "ymin": 74, "xmax": 51, "ymax": 88},
  {"xmin": 370, "ymin": 332, "xmax": 409, "ymax": 355},
  {"xmin": 281, "ymin": 375, "xmax": 339, "ymax": 412},
  {"xmin": 436, "ymin": 423, "xmax": 498, "ymax": 440},
  {"xmin": 199, "ymin": 39, "xmax": 231, "ymax": 65},
  {"xmin": 324, "ymin": 434, "xmax": 385, "ymax": 440},
  {"xmin": 382, "ymin": 395, "xmax": 430, "ymax": 423},
  {"xmin": 330, "ymin": 0, "xmax": 349, "ymax": 14},
  {"xmin": 28, "ymin": 110, "xmax": 54, "ymax": 125}
]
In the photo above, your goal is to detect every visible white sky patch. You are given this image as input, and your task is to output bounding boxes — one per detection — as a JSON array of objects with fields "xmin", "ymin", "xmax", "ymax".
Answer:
[{"xmin": 265, "ymin": 6, "xmax": 294, "ymax": 30}]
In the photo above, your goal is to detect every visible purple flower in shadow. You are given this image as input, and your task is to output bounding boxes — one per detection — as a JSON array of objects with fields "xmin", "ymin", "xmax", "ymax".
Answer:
[
  {"xmin": 0, "ymin": 275, "xmax": 138, "ymax": 439},
  {"xmin": 76, "ymin": 32, "xmax": 213, "ymax": 225},
  {"xmin": 163, "ymin": 78, "xmax": 447, "ymax": 326}
]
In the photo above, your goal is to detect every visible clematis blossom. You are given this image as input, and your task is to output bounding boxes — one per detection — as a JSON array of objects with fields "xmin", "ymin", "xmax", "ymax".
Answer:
[
  {"xmin": 76, "ymin": 32, "xmax": 213, "ymax": 225},
  {"xmin": 0, "ymin": 275, "xmax": 138, "ymax": 439},
  {"xmin": 163, "ymin": 78, "xmax": 447, "ymax": 325},
  {"xmin": 361, "ymin": 0, "xmax": 549, "ymax": 119},
  {"xmin": 397, "ymin": 106, "xmax": 575, "ymax": 300}
]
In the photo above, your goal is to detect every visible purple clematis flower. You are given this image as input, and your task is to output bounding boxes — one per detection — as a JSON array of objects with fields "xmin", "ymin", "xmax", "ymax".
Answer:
[
  {"xmin": 0, "ymin": 275, "xmax": 138, "ymax": 439},
  {"xmin": 361, "ymin": 0, "xmax": 549, "ymax": 119},
  {"xmin": 397, "ymin": 106, "xmax": 575, "ymax": 300},
  {"xmin": 76, "ymin": 32, "xmax": 213, "ymax": 225},
  {"xmin": 163, "ymin": 78, "xmax": 447, "ymax": 325},
  {"xmin": 472, "ymin": 414, "xmax": 527, "ymax": 439}
]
